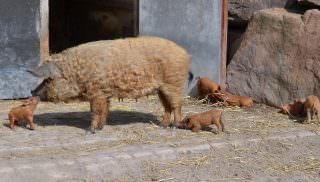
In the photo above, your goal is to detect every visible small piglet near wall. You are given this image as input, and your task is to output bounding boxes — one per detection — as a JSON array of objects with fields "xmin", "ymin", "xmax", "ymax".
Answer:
[
  {"xmin": 8, "ymin": 96, "xmax": 40, "ymax": 130},
  {"xmin": 196, "ymin": 77, "xmax": 253, "ymax": 108}
]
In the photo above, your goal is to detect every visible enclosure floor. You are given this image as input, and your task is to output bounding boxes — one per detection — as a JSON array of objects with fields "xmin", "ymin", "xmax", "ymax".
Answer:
[{"xmin": 0, "ymin": 97, "xmax": 319, "ymax": 181}]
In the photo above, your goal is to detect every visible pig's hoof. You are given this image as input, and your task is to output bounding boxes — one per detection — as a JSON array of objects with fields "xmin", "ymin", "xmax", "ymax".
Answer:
[
  {"xmin": 160, "ymin": 125, "xmax": 169, "ymax": 129},
  {"xmin": 27, "ymin": 125, "xmax": 35, "ymax": 130},
  {"xmin": 9, "ymin": 127, "xmax": 16, "ymax": 131},
  {"xmin": 211, "ymin": 131, "xmax": 219, "ymax": 134},
  {"xmin": 170, "ymin": 126, "xmax": 177, "ymax": 130},
  {"xmin": 302, "ymin": 120, "xmax": 310, "ymax": 124},
  {"xmin": 97, "ymin": 125, "xmax": 104, "ymax": 131},
  {"xmin": 86, "ymin": 127, "xmax": 96, "ymax": 134},
  {"xmin": 168, "ymin": 123, "xmax": 177, "ymax": 130},
  {"xmin": 223, "ymin": 130, "xmax": 230, "ymax": 134}
]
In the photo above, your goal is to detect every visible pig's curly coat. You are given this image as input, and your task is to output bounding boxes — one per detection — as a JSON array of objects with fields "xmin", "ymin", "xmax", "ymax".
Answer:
[
  {"xmin": 35, "ymin": 36, "xmax": 191, "ymax": 132},
  {"xmin": 49, "ymin": 37, "xmax": 190, "ymax": 99}
]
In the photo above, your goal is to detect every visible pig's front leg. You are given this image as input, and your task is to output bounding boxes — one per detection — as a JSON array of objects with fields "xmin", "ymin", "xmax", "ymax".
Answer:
[{"xmin": 89, "ymin": 97, "xmax": 108, "ymax": 134}]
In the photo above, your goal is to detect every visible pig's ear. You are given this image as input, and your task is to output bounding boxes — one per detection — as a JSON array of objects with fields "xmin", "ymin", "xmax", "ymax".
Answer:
[
  {"xmin": 21, "ymin": 98, "xmax": 31, "ymax": 104},
  {"xmin": 28, "ymin": 63, "xmax": 61, "ymax": 78}
]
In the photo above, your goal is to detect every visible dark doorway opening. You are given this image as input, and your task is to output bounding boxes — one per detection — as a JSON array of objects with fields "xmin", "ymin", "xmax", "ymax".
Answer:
[{"xmin": 49, "ymin": 0, "xmax": 138, "ymax": 53}]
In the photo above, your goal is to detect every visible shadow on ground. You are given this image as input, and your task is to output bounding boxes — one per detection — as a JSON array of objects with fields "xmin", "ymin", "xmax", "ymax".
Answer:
[{"xmin": 34, "ymin": 110, "xmax": 159, "ymax": 130}]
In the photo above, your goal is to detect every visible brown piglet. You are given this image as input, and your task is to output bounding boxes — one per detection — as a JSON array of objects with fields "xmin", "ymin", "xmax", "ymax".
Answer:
[
  {"xmin": 304, "ymin": 95, "xmax": 320, "ymax": 123},
  {"xmin": 197, "ymin": 77, "xmax": 220, "ymax": 98},
  {"xmin": 212, "ymin": 90, "xmax": 253, "ymax": 108},
  {"xmin": 180, "ymin": 109, "xmax": 225, "ymax": 133},
  {"xmin": 8, "ymin": 96, "xmax": 40, "ymax": 130},
  {"xmin": 278, "ymin": 99, "xmax": 305, "ymax": 117}
]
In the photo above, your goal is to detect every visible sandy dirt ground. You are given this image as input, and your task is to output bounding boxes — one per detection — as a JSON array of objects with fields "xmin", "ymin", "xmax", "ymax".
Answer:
[{"xmin": 0, "ymin": 96, "xmax": 319, "ymax": 181}]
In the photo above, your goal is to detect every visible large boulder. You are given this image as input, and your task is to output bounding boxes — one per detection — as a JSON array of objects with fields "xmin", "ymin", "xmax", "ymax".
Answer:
[
  {"xmin": 227, "ymin": 8, "xmax": 320, "ymax": 106},
  {"xmin": 297, "ymin": 0, "xmax": 320, "ymax": 7},
  {"xmin": 227, "ymin": 0, "xmax": 297, "ymax": 63},
  {"xmin": 228, "ymin": 0, "xmax": 296, "ymax": 26}
]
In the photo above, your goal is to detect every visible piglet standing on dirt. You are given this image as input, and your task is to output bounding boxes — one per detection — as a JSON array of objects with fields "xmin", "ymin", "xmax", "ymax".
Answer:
[
  {"xmin": 8, "ymin": 96, "xmax": 40, "ymax": 130},
  {"xmin": 304, "ymin": 95, "xmax": 320, "ymax": 123},
  {"xmin": 180, "ymin": 109, "xmax": 225, "ymax": 133}
]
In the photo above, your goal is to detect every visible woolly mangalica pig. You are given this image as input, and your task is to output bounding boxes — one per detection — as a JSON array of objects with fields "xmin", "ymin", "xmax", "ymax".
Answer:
[
  {"xmin": 30, "ymin": 36, "xmax": 191, "ymax": 133},
  {"xmin": 8, "ymin": 96, "xmax": 40, "ymax": 130},
  {"xmin": 180, "ymin": 109, "xmax": 225, "ymax": 133}
]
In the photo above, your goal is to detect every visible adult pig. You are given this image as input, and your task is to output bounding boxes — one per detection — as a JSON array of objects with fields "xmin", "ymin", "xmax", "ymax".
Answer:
[{"xmin": 30, "ymin": 36, "xmax": 191, "ymax": 133}]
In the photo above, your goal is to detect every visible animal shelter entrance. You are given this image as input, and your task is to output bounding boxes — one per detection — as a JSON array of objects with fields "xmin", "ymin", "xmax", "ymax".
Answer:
[
  {"xmin": 49, "ymin": 0, "xmax": 139, "ymax": 53},
  {"xmin": 0, "ymin": 0, "xmax": 227, "ymax": 99},
  {"xmin": 40, "ymin": 0, "xmax": 227, "ymax": 92}
]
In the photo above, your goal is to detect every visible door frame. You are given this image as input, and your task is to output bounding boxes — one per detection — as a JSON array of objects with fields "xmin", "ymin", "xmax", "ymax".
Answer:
[
  {"xmin": 220, "ymin": 0, "xmax": 228, "ymax": 85},
  {"xmin": 40, "ymin": 0, "xmax": 49, "ymax": 62}
]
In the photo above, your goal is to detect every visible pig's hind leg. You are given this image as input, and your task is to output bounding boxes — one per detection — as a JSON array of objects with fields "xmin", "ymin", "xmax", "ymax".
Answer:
[
  {"xmin": 97, "ymin": 99, "xmax": 110, "ymax": 130},
  {"xmin": 26, "ymin": 116, "xmax": 35, "ymax": 130},
  {"xmin": 9, "ymin": 114, "xmax": 16, "ymax": 129},
  {"xmin": 160, "ymin": 88, "xmax": 183, "ymax": 128}
]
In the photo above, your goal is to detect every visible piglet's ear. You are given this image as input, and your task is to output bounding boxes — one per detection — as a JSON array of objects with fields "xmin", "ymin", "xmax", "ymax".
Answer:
[
  {"xmin": 21, "ymin": 98, "xmax": 30, "ymax": 104},
  {"xmin": 28, "ymin": 63, "xmax": 61, "ymax": 79}
]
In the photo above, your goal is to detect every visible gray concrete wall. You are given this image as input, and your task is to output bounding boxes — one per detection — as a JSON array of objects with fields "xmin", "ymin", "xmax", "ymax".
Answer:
[
  {"xmin": 139, "ymin": 0, "xmax": 222, "ymax": 94},
  {"xmin": 0, "ymin": 0, "xmax": 223, "ymax": 98},
  {"xmin": 0, "ymin": 0, "xmax": 41, "ymax": 99}
]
